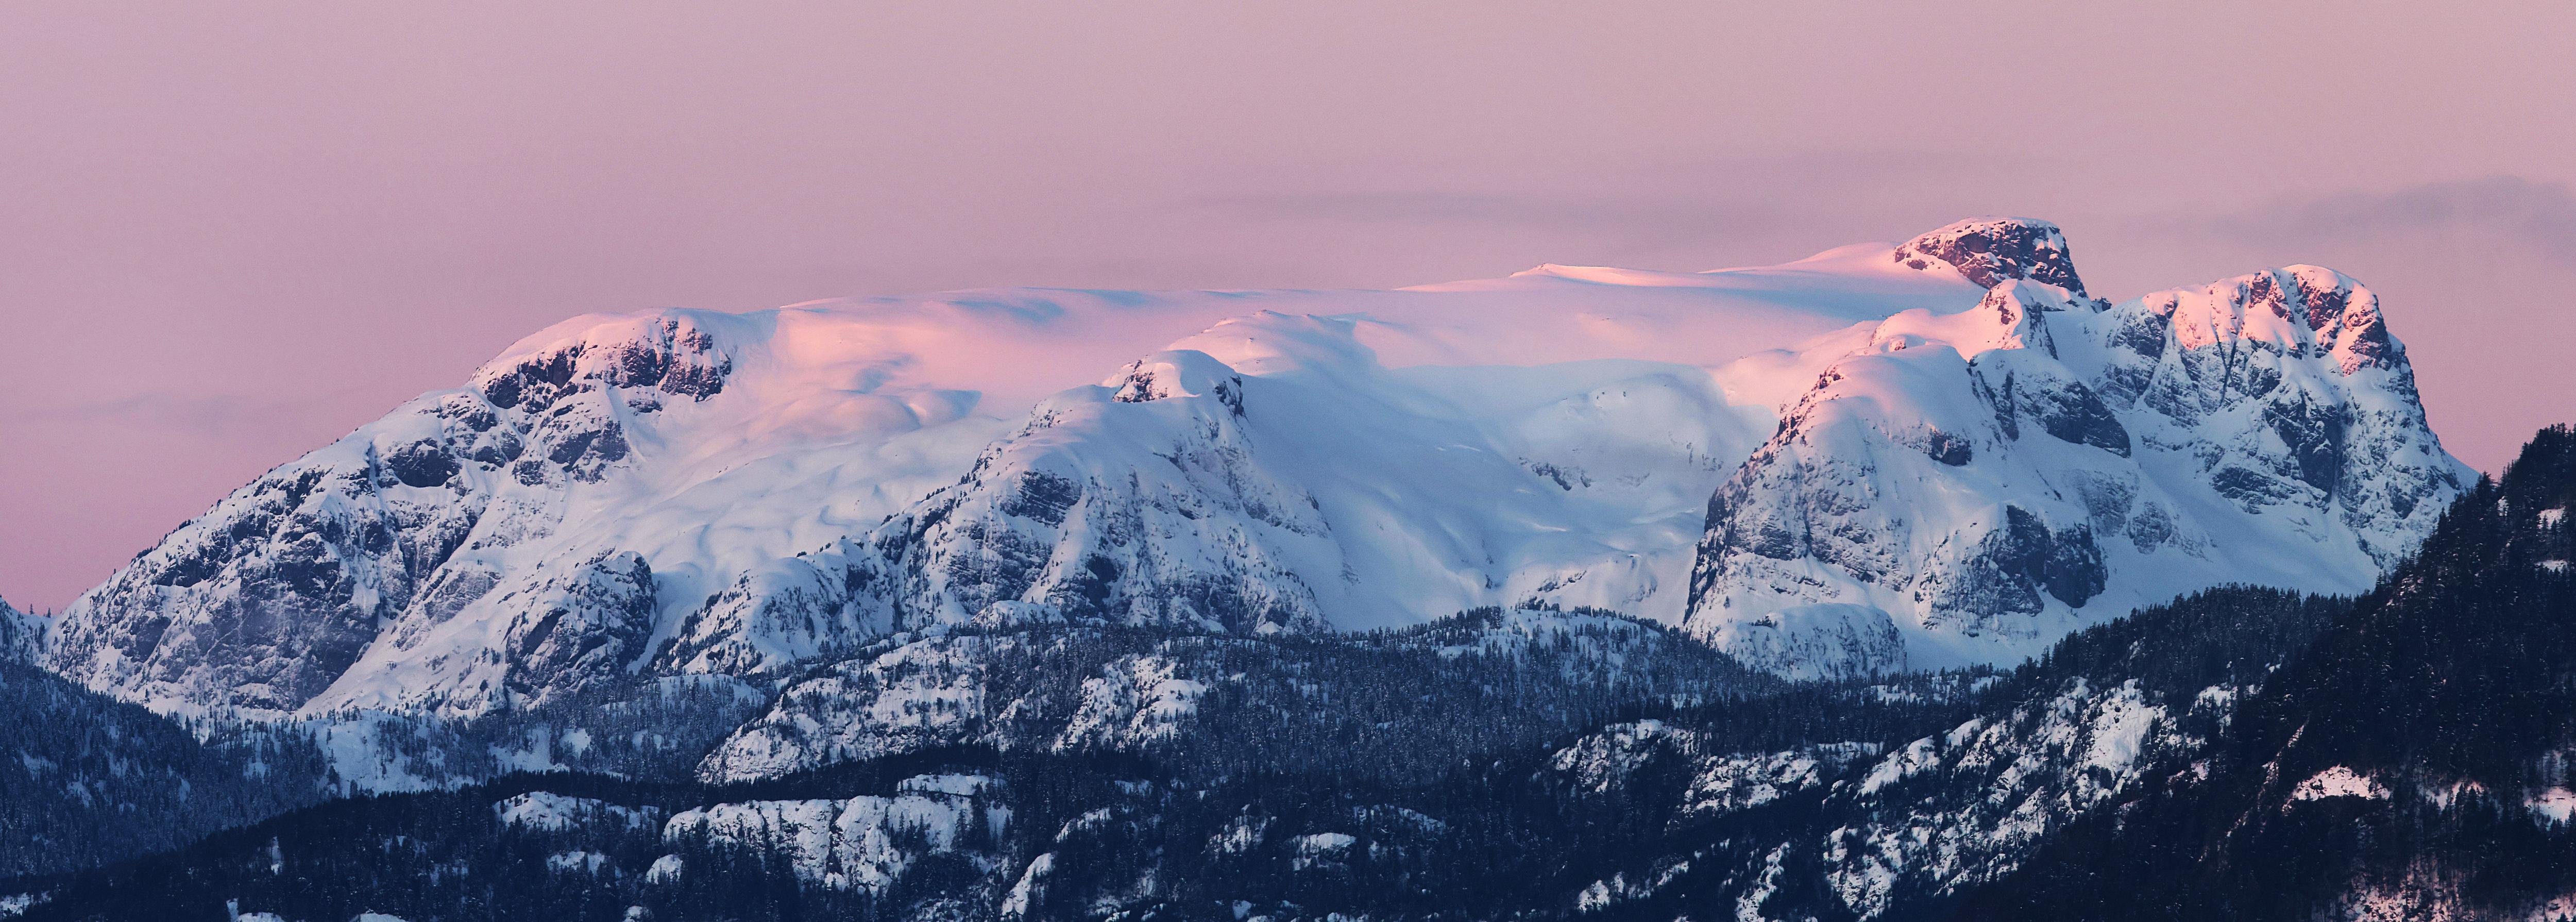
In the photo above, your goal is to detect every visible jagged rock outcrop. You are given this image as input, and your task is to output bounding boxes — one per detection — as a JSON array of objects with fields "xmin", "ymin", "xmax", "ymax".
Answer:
[{"xmin": 1892, "ymin": 215, "xmax": 2094, "ymax": 297}]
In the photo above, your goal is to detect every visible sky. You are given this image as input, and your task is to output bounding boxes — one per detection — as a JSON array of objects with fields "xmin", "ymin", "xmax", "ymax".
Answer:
[{"xmin": 4, "ymin": 1, "xmax": 2573, "ymax": 612}]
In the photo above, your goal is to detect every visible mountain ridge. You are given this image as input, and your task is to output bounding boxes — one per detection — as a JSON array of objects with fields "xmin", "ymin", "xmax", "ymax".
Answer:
[
  {"xmin": 36, "ymin": 217, "xmax": 2464, "ymax": 727},
  {"xmin": 2, "ymin": 217, "xmax": 2546, "ymax": 922}
]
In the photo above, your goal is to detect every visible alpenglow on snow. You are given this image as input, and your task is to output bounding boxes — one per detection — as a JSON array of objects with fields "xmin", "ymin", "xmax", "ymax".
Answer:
[{"xmin": 40, "ymin": 217, "xmax": 2467, "ymax": 716}]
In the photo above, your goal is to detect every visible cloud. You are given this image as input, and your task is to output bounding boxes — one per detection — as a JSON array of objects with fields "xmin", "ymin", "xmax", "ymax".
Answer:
[
  {"xmin": 2200, "ymin": 176, "xmax": 2576, "ymax": 268},
  {"xmin": 1180, "ymin": 147, "xmax": 2048, "ymax": 244},
  {"xmin": 1188, "ymin": 189, "xmax": 1780, "ymax": 241},
  {"xmin": 7, "ymin": 392, "xmax": 336, "ymax": 445}
]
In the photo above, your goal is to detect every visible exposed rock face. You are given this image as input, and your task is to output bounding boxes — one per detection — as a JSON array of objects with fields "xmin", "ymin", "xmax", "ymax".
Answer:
[
  {"xmin": 1685, "ymin": 240, "xmax": 2467, "ymax": 678},
  {"xmin": 1892, "ymin": 216, "xmax": 2093, "ymax": 297},
  {"xmin": 499, "ymin": 550, "xmax": 658, "ymax": 700}
]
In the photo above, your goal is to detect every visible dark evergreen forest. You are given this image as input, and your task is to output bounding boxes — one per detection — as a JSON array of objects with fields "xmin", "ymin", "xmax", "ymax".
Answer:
[{"xmin": 3, "ymin": 580, "xmax": 2350, "ymax": 921}]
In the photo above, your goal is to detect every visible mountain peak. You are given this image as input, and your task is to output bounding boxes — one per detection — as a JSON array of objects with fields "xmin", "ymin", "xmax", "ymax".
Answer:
[
  {"xmin": 470, "ymin": 312, "xmax": 738, "ymax": 413},
  {"xmin": 2140, "ymin": 265, "xmax": 2403, "ymax": 377},
  {"xmin": 1894, "ymin": 216, "xmax": 2088, "ymax": 297}
]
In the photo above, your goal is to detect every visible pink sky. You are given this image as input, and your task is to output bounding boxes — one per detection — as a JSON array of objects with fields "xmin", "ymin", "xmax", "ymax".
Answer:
[{"xmin": 5, "ymin": 1, "xmax": 2574, "ymax": 612}]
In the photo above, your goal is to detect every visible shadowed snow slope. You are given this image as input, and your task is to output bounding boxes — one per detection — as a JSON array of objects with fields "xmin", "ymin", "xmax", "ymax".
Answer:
[{"xmin": 40, "ymin": 217, "xmax": 2465, "ymax": 715}]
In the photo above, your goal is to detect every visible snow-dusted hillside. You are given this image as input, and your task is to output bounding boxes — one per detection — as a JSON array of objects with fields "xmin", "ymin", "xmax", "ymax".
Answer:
[
  {"xmin": 40, "ymin": 217, "xmax": 2467, "ymax": 717},
  {"xmin": 697, "ymin": 607, "xmax": 1758, "ymax": 783}
]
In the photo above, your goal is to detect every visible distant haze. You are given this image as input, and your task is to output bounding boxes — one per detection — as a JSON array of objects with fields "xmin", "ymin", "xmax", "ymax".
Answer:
[{"xmin": 5, "ymin": 1, "xmax": 2573, "ymax": 612}]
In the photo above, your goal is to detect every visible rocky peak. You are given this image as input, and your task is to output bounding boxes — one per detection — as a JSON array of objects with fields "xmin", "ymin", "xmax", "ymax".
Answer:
[
  {"xmin": 471, "ymin": 314, "xmax": 734, "ymax": 413},
  {"xmin": 1894, "ymin": 217, "xmax": 2090, "ymax": 298},
  {"xmin": 2134, "ymin": 265, "xmax": 2399, "ymax": 376}
]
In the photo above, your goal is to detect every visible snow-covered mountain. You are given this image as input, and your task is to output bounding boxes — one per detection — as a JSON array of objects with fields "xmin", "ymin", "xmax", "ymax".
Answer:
[
  {"xmin": 1683, "ymin": 254, "xmax": 2465, "ymax": 678},
  {"xmin": 40, "ymin": 217, "xmax": 2467, "ymax": 718},
  {"xmin": 829, "ymin": 312, "xmax": 1771, "ymax": 640}
]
